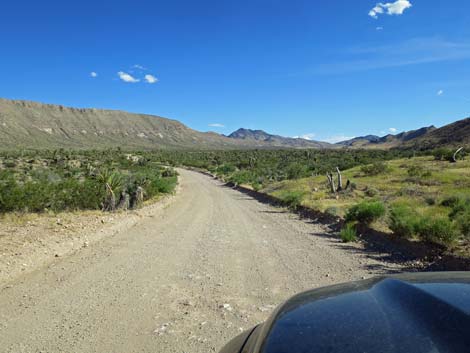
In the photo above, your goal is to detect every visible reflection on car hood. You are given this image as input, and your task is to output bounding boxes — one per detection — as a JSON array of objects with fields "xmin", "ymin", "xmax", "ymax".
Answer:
[{"xmin": 257, "ymin": 272, "xmax": 470, "ymax": 353}]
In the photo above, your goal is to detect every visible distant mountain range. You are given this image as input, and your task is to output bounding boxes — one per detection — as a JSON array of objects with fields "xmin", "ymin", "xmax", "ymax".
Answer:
[
  {"xmin": 0, "ymin": 98, "xmax": 469, "ymax": 150},
  {"xmin": 227, "ymin": 128, "xmax": 331, "ymax": 148},
  {"xmin": 336, "ymin": 126, "xmax": 437, "ymax": 148}
]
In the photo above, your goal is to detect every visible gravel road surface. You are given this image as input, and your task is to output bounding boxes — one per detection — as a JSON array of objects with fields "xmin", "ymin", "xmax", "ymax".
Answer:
[{"xmin": 0, "ymin": 169, "xmax": 402, "ymax": 352}]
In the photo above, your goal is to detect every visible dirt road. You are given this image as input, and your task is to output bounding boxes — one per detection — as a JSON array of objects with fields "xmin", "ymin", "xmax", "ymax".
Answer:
[{"xmin": 0, "ymin": 169, "xmax": 403, "ymax": 352}]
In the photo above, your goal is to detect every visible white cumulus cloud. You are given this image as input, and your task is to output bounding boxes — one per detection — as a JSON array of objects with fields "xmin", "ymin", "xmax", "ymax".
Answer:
[
  {"xmin": 437, "ymin": 89, "xmax": 444, "ymax": 96},
  {"xmin": 90, "ymin": 72, "xmax": 98, "ymax": 78},
  {"xmin": 118, "ymin": 71, "xmax": 140, "ymax": 83},
  {"xmin": 144, "ymin": 74, "xmax": 159, "ymax": 84},
  {"xmin": 389, "ymin": 127, "xmax": 398, "ymax": 133},
  {"xmin": 369, "ymin": 0, "xmax": 412, "ymax": 19},
  {"xmin": 208, "ymin": 123, "xmax": 225, "ymax": 128}
]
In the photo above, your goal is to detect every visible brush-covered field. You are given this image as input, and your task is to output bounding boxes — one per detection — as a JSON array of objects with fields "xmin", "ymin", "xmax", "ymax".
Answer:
[
  {"xmin": 2, "ymin": 147, "xmax": 469, "ymax": 253},
  {"xmin": 0, "ymin": 150, "xmax": 177, "ymax": 214},
  {"xmin": 258, "ymin": 156, "xmax": 470, "ymax": 252},
  {"xmin": 161, "ymin": 148, "xmax": 469, "ymax": 252}
]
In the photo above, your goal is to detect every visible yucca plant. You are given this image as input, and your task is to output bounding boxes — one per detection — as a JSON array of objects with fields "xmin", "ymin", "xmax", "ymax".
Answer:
[{"xmin": 97, "ymin": 169, "xmax": 124, "ymax": 211}]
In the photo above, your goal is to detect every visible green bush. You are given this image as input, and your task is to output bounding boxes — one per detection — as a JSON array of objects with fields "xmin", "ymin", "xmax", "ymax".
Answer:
[
  {"xmin": 364, "ymin": 187, "xmax": 379, "ymax": 197},
  {"xmin": 360, "ymin": 162, "xmax": 389, "ymax": 176},
  {"xmin": 447, "ymin": 196, "xmax": 470, "ymax": 239},
  {"xmin": 345, "ymin": 201, "xmax": 386, "ymax": 225},
  {"xmin": 217, "ymin": 163, "xmax": 236, "ymax": 175},
  {"xmin": 286, "ymin": 162, "xmax": 308, "ymax": 180},
  {"xmin": 415, "ymin": 216, "xmax": 459, "ymax": 246},
  {"xmin": 407, "ymin": 165, "xmax": 432, "ymax": 178},
  {"xmin": 325, "ymin": 206, "xmax": 340, "ymax": 217},
  {"xmin": 441, "ymin": 195, "xmax": 462, "ymax": 208},
  {"xmin": 454, "ymin": 212, "xmax": 470, "ymax": 238},
  {"xmin": 340, "ymin": 223, "xmax": 357, "ymax": 242},
  {"xmin": 279, "ymin": 191, "xmax": 305, "ymax": 210},
  {"xmin": 388, "ymin": 204, "xmax": 419, "ymax": 239}
]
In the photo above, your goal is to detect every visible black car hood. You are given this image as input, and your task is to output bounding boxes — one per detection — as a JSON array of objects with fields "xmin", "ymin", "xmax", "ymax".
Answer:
[{"xmin": 223, "ymin": 272, "xmax": 470, "ymax": 353}]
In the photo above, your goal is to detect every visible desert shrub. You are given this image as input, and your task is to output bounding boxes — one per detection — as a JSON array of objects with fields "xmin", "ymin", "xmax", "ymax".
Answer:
[
  {"xmin": 149, "ymin": 176, "xmax": 177, "ymax": 195},
  {"xmin": 340, "ymin": 223, "xmax": 357, "ymax": 243},
  {"xmin": 447, "ymin": 195, "xmax": 470, "ymax": 218},
  {"xmin": 229, "ymin": 170, "xmax": 255, "ymax": 185},
  {"xmin": 161, "ymin": 168, "xmax": 178, "ymax": 178},
  {"xmin": 325, "ymin": 206, "xmax": 340, "ymax": 217},
  {"xmin": 279, "ymin": 191, "xmax": 305, "ymax": 210},
  {"xmin": 388, "ymin": 204, "xmax": 419, "ymax": 239},
  {"xmin": 286, "ymin": 162, "xmax": 308, "ymax": 180},
  {"xmin": 360, "ymin": 162, "xmax": 389, "ymax": 176},
  {"xmin": 424, "ymin": 196, "xmax": 436, "ymax": 206},
  {"xmin": 4, "ymin": 160, "xmax": 17, "ymax": 168},
  {"xmin": 345, "ymin": 201, "xmax": 386, "ymax": 225},
  {"xmin": 415, "ymin": 216, "xmax": 458, "ymax": 246},
  {"xmin": 364, "ymin": 187, "xmax": 379, "ymax": 197},
  {"xmin": 441, "ymin": 195, "xmax": 462, "ymax": 208},
  {"xmin": 217, "ymin": 163, "xmax": 236, "ymax": 175},
  {"xmin": 397, "ymin": 185, "xmax": 423, "ymax": 197},
  {"xmin": 407, "ymin": 165, "xmax": 432, "ymax": 178},
  {"xmin": 432, "ymin": 148, "xmax": 455, "ymax": 161},
  {"xmin": 447, "ymin": 196, "xmax": 470, "ymax": 238}
]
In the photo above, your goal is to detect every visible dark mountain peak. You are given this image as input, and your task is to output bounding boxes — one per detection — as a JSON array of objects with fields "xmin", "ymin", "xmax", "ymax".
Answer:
[
  {"xmin": 228, "ymin": 128, "xmax": 332, "ymax": 148},
  {"xmin": 228, "ymin": 128, "xmax": 272, "ymax": 141},
  {"xmin": 336, "ymin": 135, "xmax": 381, "ymax": 146}
]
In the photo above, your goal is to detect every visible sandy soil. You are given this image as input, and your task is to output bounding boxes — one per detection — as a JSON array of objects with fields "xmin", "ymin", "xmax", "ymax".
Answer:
[{"xmin": 0, "ymin": 169, "xmax": 404, "ymax": 352}]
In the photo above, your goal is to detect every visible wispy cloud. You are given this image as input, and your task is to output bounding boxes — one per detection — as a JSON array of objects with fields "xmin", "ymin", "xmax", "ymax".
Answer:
[
  {"xmin": 294, "ymin": 133, "xmax": 316, "ymax": 140},
  {"xmin": 208, "ymin": 123, "xmax": 225, "ymax": 128},
  {"xmin": 310, "ymin": 37, "xmax": 470, "ymax": 75},
  {"xmin": 369, "ymin": 0, "xmax": 412, "ymax": 19},
  {"xmin": 376, "ymin": 26, "xmax": 384, "ymax": 31},
  {"xmin": 321, "ymin": 134, "xmax": 356, "ymax": 143},
  {"xmin": 90, "ymin": 72, "xmax": 98, "ymax": 78},
  {"xmin": 437, "ymin": 89, "xmax": 444, "ymax": 96},
  {"xmin": 118, "ymin": 71, "xmax": 140, "ymax": 83},
  {"xmin": 389, "ymin": 127, "xmax": 397, "ymax": 133},
  {"xmin": 133, "ymin": 64, "xmax": 147, "ymax": 70},
  {"xmin": 144, "ymin": 74, "xmax": 158, "ymax": 84}
]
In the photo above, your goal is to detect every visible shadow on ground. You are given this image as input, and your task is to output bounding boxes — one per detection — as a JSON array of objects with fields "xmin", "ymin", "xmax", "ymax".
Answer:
[{"xmin": 219, "ymin": 180, "xmax": 470, "ymax": 272}]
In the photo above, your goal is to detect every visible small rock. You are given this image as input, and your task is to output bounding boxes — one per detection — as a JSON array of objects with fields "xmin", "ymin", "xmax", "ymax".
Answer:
[{"xmin": 220, "ymin": 303, "xmax": 233, "ymax": 312}]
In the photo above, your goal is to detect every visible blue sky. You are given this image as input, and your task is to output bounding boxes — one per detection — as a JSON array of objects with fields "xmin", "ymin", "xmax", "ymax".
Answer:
[{"xmin": 1, "ymin": 0, "xmax": 469, "ymax": 142}]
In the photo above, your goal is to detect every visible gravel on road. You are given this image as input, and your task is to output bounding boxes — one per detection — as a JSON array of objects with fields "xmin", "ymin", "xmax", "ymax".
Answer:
[{"xmin": 0, "ymin": 169, "xmax": 403, "ymax": 352}]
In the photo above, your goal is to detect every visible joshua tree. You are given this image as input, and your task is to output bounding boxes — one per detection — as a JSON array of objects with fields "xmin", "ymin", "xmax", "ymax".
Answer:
[
  {"xmin": 327, "ymin": 172, "xmax": 336, "ymax": 193},
  {"xmin": 336, "ymin": 167, "xmax": 343, "ymax": 191}
]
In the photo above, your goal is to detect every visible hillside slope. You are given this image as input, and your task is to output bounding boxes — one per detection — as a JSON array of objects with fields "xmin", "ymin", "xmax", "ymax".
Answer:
[
  {"xmin": 0, "ymin": 99, "xmax": 234, "ymax": 149},
  {"xmin": 0, "ymin": 99, "xmax": 332, "ymax": 150},
  {"xmin": 403, "ymin": 118, "xmax": 470, "ymax": 149}
]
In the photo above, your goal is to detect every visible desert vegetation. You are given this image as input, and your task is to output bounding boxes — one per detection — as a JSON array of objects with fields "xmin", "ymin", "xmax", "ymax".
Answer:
[
  {"xmin": 0, "ymin": 149, "xmax": 177, "ymax": 214},
  {"xmin": 148, "ymin": 147, "xmax": 469, "ymax": 251},
  {"xmin": 2, "ymin": 147, "xmax": 470, "ymax": 253}
]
